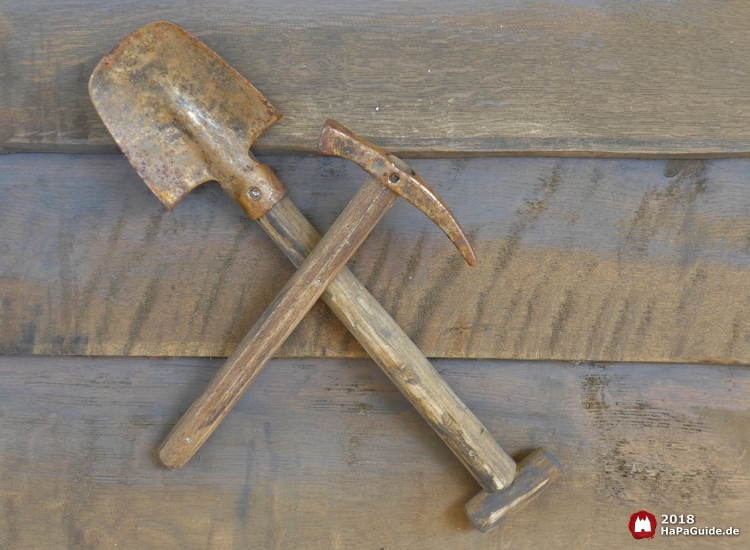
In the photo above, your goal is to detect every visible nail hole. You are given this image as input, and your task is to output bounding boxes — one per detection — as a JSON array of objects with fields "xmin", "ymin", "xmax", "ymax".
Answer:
[
  {"xmin": 186, "ymin": 437, "xmax": 193, "ymax": 443},
  {"xmin": 248, "ymin": 187, "xmax": 261, "ymax": 199},
  {"xmin": 389, "ymin": 173, "xmax": 400, "ymax": 184}
]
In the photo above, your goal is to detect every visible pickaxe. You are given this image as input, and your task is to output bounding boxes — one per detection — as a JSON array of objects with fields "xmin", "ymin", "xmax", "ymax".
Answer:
[{"xmin": 89, "ymin": 21, "xmax": 561, "ymax": 531}]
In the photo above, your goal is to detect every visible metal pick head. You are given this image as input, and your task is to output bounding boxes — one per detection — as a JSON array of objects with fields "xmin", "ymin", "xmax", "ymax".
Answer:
[
  {"xmin": 318, "ymin": 120, "xmax": 478, "ymax": 266},
  {"xmin": 88, "ymin": 20, "xmax": 281, "ymax": 210}
]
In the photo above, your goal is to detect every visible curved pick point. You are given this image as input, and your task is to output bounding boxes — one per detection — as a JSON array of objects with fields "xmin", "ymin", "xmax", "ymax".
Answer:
[
  {"xmin": 319, "ymin": 120, "xmax": 477, "ymax": 266},
  {"xmin": 403, "ymin": 169, "xmax": 478, "ymax": 266}
]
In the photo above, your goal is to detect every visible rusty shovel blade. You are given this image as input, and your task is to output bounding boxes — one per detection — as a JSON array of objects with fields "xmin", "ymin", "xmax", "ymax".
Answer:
[{"xmin": 89, "ymin": 20, "xmax": 281, "ymax": 209}]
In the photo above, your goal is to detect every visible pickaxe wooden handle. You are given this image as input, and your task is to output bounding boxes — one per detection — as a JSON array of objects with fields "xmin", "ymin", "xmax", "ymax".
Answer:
[
  {"xmin": 89, "ymin": 21, "xmax": 561, "ymax": 531},
  {"xmin": 157, "ymin": 121, "xmax": 514, "ymax": 490}
]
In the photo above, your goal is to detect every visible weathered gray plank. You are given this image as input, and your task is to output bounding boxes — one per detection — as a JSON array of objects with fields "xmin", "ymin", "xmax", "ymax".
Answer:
[
  {"xmin": 1, "ymin": 1, "xmax": 750, "ymax": 156},
  {"xmin": 0, "ymin": 355, "xmax": 747, "ymax": 548},
  {"xmin": 5, "ymin": 154, "xmax": 750, "ymax": 364}
]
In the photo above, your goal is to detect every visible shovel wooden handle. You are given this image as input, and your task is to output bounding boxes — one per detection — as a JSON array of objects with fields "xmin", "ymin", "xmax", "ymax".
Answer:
[{"xmin": 260, "ymin": 197, "xmax": 518, "ymax": 493}]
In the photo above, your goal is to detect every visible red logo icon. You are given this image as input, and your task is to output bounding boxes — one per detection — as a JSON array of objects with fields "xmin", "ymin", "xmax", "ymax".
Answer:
[{"xmin": 629, "ymin": 510, "xmax": 657, "ymax": 539}]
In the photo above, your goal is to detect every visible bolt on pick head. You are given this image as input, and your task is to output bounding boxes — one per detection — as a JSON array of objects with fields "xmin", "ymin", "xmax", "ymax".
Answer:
[{"xmin": 318, "ymin": 120, "xmax": 478, "ymax": 266}]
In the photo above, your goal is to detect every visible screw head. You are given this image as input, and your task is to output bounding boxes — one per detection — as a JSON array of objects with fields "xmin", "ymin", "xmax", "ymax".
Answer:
[
  {"xmin": 388, "ymin": 173, "xmax": 400, "ymax": 184},
  {"xmin": 248, "ymin": 187, "xmax": 261, "ymax": 199}
]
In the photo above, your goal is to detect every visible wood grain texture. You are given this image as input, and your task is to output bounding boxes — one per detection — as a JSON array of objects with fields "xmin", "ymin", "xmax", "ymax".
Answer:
[
  {"xmin": 0, "ymin": 355, "xmax": 747, "ymax": 548},
  {"xmin": 5, "ymin": 153, "xmax": 750, "ymax": 364},
  {"xmin": 1, "ymin": 0, "xmax": 750, "ymax": 157}
]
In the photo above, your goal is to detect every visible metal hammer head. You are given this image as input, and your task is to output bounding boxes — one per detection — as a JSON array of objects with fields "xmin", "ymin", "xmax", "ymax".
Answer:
[
  {"xmin": 319, "ymin": 120, "xmax": 477, "ymax": 266},
  {"xmin": 89, "ymin": 21, "xmax": 286, "ymax": 219},
  {"xmin": 465, "ymin": 448, "xmax": 562, "ymax": 532}
]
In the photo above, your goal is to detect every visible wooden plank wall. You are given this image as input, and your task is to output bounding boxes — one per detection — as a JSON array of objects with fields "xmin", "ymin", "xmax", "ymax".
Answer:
[
  {"xmin": 4, "ymin": 154, "xmax": 750, "ymax": 365},
  {"xmin": 1, "ymin": 356, "xmax": 747, "ymax": 549},
  {"xmin": 2, "ymin": 1, "xmax": 750, "ymax": 548},
  {"xmin": 1, "ymin": 0, "xmax": 750, "ymax": 156}
]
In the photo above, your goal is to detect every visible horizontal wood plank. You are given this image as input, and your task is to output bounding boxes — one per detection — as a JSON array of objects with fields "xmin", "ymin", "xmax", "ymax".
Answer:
[
  {"xmin": 1, "ymin": 1, "xmax": 750, "ymax": 156},
  {"xmin": 5, "ymin": 154, "xmax": 750, "ymax": 364},
  {"xmin": 0, "ymin": 355, "xmax": 747, "ymax": 548}
]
